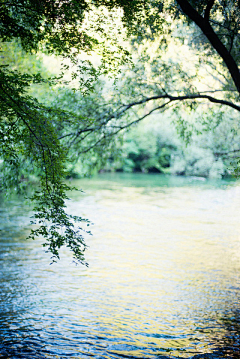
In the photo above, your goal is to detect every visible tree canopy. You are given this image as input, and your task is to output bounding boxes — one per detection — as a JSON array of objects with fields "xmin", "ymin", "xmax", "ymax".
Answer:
[{"xmin": 0, "ymin": 0, "xmax": 239, "ymax": 263}]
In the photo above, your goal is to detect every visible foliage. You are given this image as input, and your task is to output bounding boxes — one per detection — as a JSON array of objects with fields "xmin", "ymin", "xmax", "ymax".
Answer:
[
  {"xmin": 97, "ymin": 107, "xmax": 240, "ymax": 179},
  {"xmin": 106, "ymin": 118, "xmax": 178, "ymax": 174},
  {"xmin": 0, "ymin": 60, "xmax": 91, "ymax": 264},
  {"xmin": 0, "ymin": 0, "xmax": 132, "ymax": 264},
  {"xmin": 0, "ymin": 0, "xmax": 240, "ymax": 264}
]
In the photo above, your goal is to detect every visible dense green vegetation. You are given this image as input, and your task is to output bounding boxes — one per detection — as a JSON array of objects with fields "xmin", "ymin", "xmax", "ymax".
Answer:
[
  {"xmin": 0, "ymin": 0, "xmax": 239, "ymax": 263},
  {"xmin": 102, "ymin": 112, "xmax": 240, "ymax": 179}
]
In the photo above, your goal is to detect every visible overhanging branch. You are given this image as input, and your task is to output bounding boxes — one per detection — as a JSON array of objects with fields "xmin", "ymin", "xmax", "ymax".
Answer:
[
  {"xmin": 60, "ymin": 91, "xmax": 240, "ymax": 150},
  {"xmin": 114, "ymin": 93, "xmax": 240, "ymax": 114}
]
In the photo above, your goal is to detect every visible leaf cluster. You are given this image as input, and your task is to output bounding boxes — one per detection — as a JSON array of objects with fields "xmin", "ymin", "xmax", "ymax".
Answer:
[
  {"xmin": 0, "ymin": 62, "xmax": 90, "ymax": 263},
  {"xmin": 1, "ymin": 0, "xmax": 240, "ymax": 264}
]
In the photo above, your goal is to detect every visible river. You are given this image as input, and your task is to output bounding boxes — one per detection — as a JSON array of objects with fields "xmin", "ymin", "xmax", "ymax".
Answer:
[{"xmin": 0, "ymin": 173, "xmax": 240, "ymax": 358}]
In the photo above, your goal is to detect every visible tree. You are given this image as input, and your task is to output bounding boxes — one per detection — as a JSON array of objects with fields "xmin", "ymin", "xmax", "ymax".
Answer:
[
  {"xmin": 0, "ymin": 0, "xmax": 239, "ymax": 263},
  {"xmin": 118, "ymin": 0, "xmax": 240, "ymax": 116},
  {"xmin": 0, "ymin": 0, "xmax": 130, "ymax": 264},
  {"xmin": 104, "ymin": 0, "xmax": 240, "ymax": 126},
  {"xmin": 52, "ymin": 0, "xmax": 240, "ymax": 172}
]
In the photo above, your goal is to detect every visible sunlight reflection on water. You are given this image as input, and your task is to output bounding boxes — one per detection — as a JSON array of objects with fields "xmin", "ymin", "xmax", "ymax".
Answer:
[{"xmin": 0, "ymin": 173, "xmax": 240, "ymax": 358}]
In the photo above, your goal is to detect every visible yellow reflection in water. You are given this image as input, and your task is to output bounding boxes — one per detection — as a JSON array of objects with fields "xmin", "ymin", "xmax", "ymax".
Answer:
[{"xmin": 61, "ymin": 177, "xmax": 240, "ymax": 357}]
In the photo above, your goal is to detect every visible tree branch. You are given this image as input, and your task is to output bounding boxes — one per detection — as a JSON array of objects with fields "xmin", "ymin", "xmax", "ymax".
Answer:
[
  {"xmin": 113, "ymin": 93, "xmax": 240, "ymax": 113},
  {"xmin": 111, "ymin": 101, "xmax": 172, "ymax": 131},
  {"xmin": 214, "ymin": 149, "xmax": 240, "ymax": 156},
  {"xmin": 204, "ymin": 0, "xmax": 215, "ymax": 22},
  {"xmin": 176, "ymin": 0, "xmax": 240, "ymax": 94},
  {"xmin": 58, "ymin": 91, "xmax": 240, "ymax": 150}
]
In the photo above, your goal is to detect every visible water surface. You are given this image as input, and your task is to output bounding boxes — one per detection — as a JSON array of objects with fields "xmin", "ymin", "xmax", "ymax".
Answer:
[{"xmin": 0, "ymin": 173, "xmax": 240, "ymax": 358}]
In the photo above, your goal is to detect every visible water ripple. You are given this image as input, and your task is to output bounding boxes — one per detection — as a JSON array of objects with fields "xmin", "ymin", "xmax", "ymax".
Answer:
[{"xmin": 0, "ymin": 174, "xmax": 240, "ymax": 358}]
